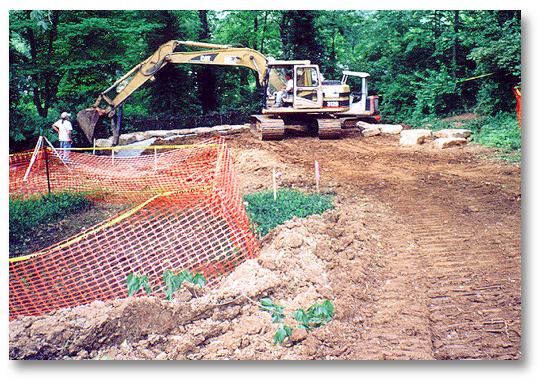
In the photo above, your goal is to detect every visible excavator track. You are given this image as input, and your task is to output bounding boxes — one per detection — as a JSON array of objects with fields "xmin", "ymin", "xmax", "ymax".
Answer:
[
  {"xmin": 316, "ymin": 117, "xmax": 342, "ymax": 139},
  {"xmin": 249, "ymin": 115, "xmax": 285, "ymax": 140}
]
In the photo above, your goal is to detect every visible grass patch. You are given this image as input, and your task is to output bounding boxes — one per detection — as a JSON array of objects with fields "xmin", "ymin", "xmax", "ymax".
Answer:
[
  {"xmin": 244, "ymin": 189, "xmax": 334, "ymax": 237},
  {"xmin": 9, "ymin": 192, "xmax": 93, "ymax": 247},
  {"xmin": 469, "ymin": 112, "xmax": 521, "ymax": 152}
]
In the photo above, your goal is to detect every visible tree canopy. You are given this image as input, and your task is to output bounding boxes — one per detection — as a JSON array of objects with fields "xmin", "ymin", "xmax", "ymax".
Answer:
[{"xmin": 9, "ymin": 10, "xmax": 521, "ymax": 153}]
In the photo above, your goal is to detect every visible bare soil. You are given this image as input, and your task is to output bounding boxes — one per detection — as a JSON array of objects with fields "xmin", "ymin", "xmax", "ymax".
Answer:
[{"xmin": 9, "ymin": 127, "xmax": 521, "ymax": 360}]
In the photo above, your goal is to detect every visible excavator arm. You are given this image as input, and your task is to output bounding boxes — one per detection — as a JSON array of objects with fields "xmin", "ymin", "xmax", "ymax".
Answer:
[{"xmin": 77, "ymin": 40, "xmax": 269, "ymax": 144}]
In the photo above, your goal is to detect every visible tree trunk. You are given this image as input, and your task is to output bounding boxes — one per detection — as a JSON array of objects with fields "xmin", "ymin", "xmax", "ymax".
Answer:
[
  {"xmin": 197, "ymin": 10, "xmax": 216, "ymax": 113},
  {"xmin": 452, "ymin": 10, "xmax": 459, "ymax": 82}
]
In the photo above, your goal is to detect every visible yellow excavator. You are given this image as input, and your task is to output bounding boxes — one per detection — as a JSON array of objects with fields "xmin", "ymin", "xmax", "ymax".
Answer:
[{"xmin": 77, "ymin": 40, "xmax": 380, "ymax": 144}]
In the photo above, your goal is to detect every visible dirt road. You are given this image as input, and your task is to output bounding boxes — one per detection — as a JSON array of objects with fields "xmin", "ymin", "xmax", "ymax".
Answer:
[
  {"xmin": 226, "ymin": 130, "xmax": 521, "ymax": 359},
  {"xmin": 9, "ymin": 128, "xmax": 521, "ymax": 360}
]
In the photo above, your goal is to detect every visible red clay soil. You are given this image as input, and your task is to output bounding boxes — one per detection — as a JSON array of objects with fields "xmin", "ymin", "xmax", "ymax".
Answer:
[{"xmin": 9, "ymin": 128, "xmax": 521, "ymax": 360}]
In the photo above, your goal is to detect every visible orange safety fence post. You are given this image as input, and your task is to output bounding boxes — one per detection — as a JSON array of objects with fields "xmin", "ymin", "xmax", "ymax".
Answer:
[
  {"xmin": 9, "ymin": 137, "xmax": 259, "ymax": 320},
  {"xmin": 513, "ymin": 85, "xmax": 521, "ymax": 128}
]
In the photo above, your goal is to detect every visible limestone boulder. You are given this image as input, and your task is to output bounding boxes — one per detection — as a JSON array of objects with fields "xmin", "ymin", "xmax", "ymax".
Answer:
[
  {"xmin": 434, "ymin": 137, "xmax": 467, "ymax": 149},
  {"xmin": 118, "ymin": 131, "xmax": 149, "ymax": 145},
  {"xmin": 379, "ymin": 124, "xmax": 404, "ymax": 135},
  {"xmin": 403, "ymin": 129, "xmax": 433, "ymax": 139},
  {"xmin": 399, "ymin": 129, "xmax": 433, "ymax": 146},
  {"xmin": 144, "ymin": 130, "xmax": 174, "ymax": 139},
  {"xmin": 357, "ymin": 122, "xmax": 404, "ymax": 136},
  {"xmin": 434, "ymin": 129, "xmax": 472, "ymax": 139},
  {"xmin": 362, "ymin": 127, "xmax": 381, "ymax": 137},
  {"xmin": 94, "ymin": 138, "xmax": 113, "ymax": 148}
]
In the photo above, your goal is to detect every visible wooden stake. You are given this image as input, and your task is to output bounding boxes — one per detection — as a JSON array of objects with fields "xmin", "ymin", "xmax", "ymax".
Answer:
[
  {"xmin": 273, "ymin": 167, "xmax": 277, "ymax": 201},
  {"xmin": 315, "ymin": 160, "xmax": 320, "ymax": 193}
]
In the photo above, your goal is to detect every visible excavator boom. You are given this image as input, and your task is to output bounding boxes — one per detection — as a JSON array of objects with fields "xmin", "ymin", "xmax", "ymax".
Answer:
[{"xmin": 77, "ymin": 40, "xmax": 269, "ymax": 144}]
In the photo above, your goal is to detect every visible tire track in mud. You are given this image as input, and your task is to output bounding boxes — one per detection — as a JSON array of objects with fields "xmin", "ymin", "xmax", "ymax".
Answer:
[
  {"xmin": 265, "ymin": 133, "xmax": 521, "ymax": 359},
  {"xmin": 356, "ymin": 142, "xmax": 521, "ymax": 359},
  {"xmin": 403, "ymin": 182, "xmax": 521, "ymax": 359}
]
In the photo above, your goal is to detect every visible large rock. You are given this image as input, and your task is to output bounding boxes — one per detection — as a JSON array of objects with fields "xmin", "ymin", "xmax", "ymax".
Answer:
[
  {"xmin": 434, "ymin": 137, "xmax": 467, "ymax": 149},
  {"xmin": 399, "ymin": 129, "xmax": 432, "ymax": 146},
  {"xmin": 400, "ymin": 132, "xmax": 425, "ymax": 146},
  {"xmin": 144, "ymin": 130, "xmax": 174, "ymax": 139},
  {"xmin": 362, "ymin": 127, "xmax": 381, "ymax": 137},
  {"xmin": 379, "ymin": 124, "xmax": 404, "ymax": 135},
  {"xmin": 118, "ymin": 132, "xmax": 151, "ymax": 145},
  {"xmin": 434, "ymin": 129, "xmax": 472, "ymax": 139},
  {"xmin": 405, "ymin": 129, "xmax": 433, "ymax": 138},
  {"xmin": 357, "ymin": 122, "xmax": 404, "ymax": 136},
  {"xmin": 94, "ymin": 138, "xmax": 113, "ymax": 148}
]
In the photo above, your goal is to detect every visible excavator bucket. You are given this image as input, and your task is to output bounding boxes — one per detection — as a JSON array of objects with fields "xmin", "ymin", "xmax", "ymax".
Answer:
[{"xmin": 77, "ymin": 108, "xmax": 103, "ymax": 144}]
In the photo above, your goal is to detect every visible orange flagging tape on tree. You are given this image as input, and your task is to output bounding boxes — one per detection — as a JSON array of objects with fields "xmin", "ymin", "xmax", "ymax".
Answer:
[{"xmin": 9, "ymin": 137, "xmax": 259, "ymax": 320}]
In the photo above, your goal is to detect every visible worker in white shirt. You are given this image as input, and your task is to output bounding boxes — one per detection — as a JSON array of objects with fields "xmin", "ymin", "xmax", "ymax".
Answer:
[
  {"xmin": 52, "ymin": 112, "xmax": 73, "ymax": 160},
  {"xmin": 275, "ymin": 73, "xmax": 294, "ymax": 107}
]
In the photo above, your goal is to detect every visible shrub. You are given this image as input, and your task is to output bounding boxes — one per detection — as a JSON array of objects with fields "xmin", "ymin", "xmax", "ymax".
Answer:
[
  {"xmin": 243, "ymin": 189, "xmax": 334, "ymax": 237},
  {"xmin": 9, "ymin": 192, "xmax": 93, "ymax": 244},
  {"xmin": 470, "ymin": 112, "xmax": 521, "ymax": 152}
]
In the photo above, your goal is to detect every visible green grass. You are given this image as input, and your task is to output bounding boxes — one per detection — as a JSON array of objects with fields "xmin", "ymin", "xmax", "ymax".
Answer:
[
  {"xmin": 469, "ymin": 112, "xmax": 521, "ymax": 152},
  {"xmin": 9, "ymin": 192, "xmax": 93, "ymax": 245},
  {"xmin": 244, "ymin": 189, "xmax": 334, "ymax": 237}
]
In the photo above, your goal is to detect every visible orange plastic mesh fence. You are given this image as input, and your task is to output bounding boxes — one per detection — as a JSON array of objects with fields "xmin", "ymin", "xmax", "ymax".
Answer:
[{"xmin": 9, "ymin": 137, "xmax": 259, "ymax": 320}]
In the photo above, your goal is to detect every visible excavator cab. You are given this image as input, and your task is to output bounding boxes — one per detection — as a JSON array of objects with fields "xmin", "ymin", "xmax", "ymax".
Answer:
[
  {"xmin": 264, "ymin": 66, "xmax": 293, "ymax": 108},
  {"xmin": 263, "ymin": 61, "xmax": 319, "ymax": 110}
]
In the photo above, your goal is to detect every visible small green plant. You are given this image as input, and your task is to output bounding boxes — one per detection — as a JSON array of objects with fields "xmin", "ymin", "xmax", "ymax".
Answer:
[
  {"xmin": 244, "ymin": 189, "xmax": 334, "ymax": 237},
  {"xmin": 163, "ymin": 270, "xmax": 207, "ymax": 300},
  {"xmin": 260, "ymin": 298, "xmax": 292, "ymax": 345},
  {"xmin": 292, "ymin": 300, "xmax": 335, "ymax": 330},
  {"xmin": 260, "ymin": 298, "xmax": 335, "ymax": 345},
  {"xmin": 126, "ymin": 271, "xmax": 152, "ymax": 297},
  {"xmin": 126, "ymin": 269, "xmax": 207, "ymax": 300}
]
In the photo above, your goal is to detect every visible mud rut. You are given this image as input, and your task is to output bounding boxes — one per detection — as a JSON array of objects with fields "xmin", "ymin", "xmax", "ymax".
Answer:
[
  {"xmin": 232, "ymin": 130, "xmax": 521, "ymax": 359},
  {"xmin": 9, "ymin": 129, "xmax": 521, "ymax": 360}
]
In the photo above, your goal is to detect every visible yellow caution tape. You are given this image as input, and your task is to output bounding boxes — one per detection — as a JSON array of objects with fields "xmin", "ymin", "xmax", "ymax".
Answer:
[
  {"xmin": 456, "ymin": 73, "xmax": 494, "ymax": 83},
  {"xmin": 9, "ymin": 184, "xmax": 215, "ymax": 263}
]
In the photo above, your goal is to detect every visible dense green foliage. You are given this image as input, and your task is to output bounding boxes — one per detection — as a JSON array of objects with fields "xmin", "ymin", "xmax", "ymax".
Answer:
[
  {"xmin": 244, "ymin": 189, "xmax": 334, "ymax": 237},
  {"xmin": 470, "ymin": 112, "xmax": 521, "ymax": 152},
  {"xmin": 9, "ymin": 192, "xmax": 92, "ymax": 245},
  {"xmin": 9, "ymin": 10, "xmax": 521, "ymax": 153}
]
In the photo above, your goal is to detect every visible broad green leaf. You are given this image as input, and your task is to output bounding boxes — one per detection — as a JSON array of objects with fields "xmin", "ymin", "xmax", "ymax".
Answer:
[
  {"xmin": 274, "ymin": 328, "xmax": 287, "ymax": 345},
  {"xmin": 192, "ymin": 273, "xmax": 207, "ymax": 287},
  {"xmin": 261, "ymin": 298, "xmax": 275, "ymax": 307},
  {"xmin": 141, "ymin": 276, "xmax": 152, "ymax": 294}
]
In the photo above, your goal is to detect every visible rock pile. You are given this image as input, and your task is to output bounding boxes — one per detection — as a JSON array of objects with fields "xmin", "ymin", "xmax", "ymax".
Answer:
[
  {"xmin": 356, "ymin": 122, "xmax": 472, "ymax": 149},
  {"xmin": 94, "ymin": 124, "xmax": 248, "ymax": 148}
]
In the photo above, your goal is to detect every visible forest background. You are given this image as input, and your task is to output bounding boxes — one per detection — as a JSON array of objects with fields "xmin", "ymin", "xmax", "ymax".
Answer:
[{"xmin": 8, "ymin": 10, "xmax": 521, "ymax": 153}]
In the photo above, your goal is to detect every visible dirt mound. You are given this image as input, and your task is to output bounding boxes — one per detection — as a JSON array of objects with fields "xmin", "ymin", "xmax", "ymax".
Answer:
[{"xmin": 10, "ymin": 205, "xmax": 385, "ymax": 360}]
